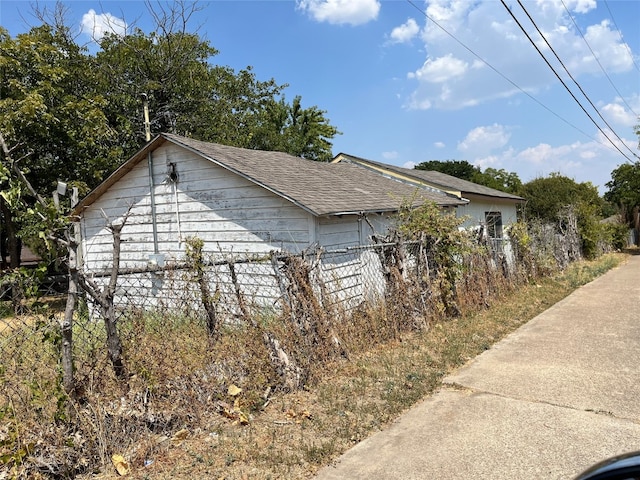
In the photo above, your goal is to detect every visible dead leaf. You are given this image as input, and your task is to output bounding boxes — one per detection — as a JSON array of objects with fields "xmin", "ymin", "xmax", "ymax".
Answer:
[
  {"xmin": 171, "ymin": 428, "xmax": 189, "ymax": 446},
  {"xmin": 285, "ymin": 408, "xmax": 297, "ymax": 419},
  {"xmin": 228, "ymin": 384, "xmax": 242, "ymax": 397},
  {"xmin": 111, "ymin": 454, "xmax": 130, "ymax": 476},
  {"xmin": 299, "ymin": 409, "xmax": 312, "ymax": 420},
  {"xmin": 238, "ymin": 411, "xmax": 250, "ymax": 425}
]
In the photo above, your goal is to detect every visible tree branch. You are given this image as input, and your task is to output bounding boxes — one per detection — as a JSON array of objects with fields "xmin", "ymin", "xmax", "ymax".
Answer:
[{"xmin": 0, "ymin": 132, "xmax": 48, "ymax": 208}]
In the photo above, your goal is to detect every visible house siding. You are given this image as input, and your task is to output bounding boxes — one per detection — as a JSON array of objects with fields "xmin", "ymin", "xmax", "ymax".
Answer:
[
  {"xmin": 455, "ymin": 194, "xmax": 518, "ymax": 231},
  {"xmin": 80, "ymin": 142, "xmax": 314, "ymax": 272},
  {"xmin": 317, "ymin": 216, "xmax": 361, "ymax": 249}
]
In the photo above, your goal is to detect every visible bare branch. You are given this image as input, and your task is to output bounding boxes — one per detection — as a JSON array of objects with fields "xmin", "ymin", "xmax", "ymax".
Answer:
[
  {"xmin": 30, "ymin": 0, "xmax": 79, "ymax": 43},
  {"xmin": 104, "ymin": 204, "xmax": 133, "ymax": 298},
  {"xmin": 0, "ymin": 132, "xmax": 48, "ymax": 208},
  {"xmin": 144, "ymin": 0, "xmax": 205, "ymax": 37},
  {"xmin": 77, "ymin": 274, "xmax": 109, "ymax": 309}
]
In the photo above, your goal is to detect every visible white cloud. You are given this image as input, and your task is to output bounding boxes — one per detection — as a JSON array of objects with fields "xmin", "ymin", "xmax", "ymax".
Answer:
[
  {"xmin": 474, "ymin": 155, "xmax": 500, "ymax": 170},
  {"xmin": 581, "ymin": 20, "xmax": 635, "ymax": 73},
  {"xmin": 81, "ymin": 9, "xmax": 126, "ymax": 40},
  {"xmin": 567, "ymin": 0, "xmax": 597, "ymax": 14},
  {"xmin": 434, "ymin": 141, "xmax": 446, "ymax": 148},
  {"xmin": 458, "ymin": 124, "xmax": 511, "ymax": 155},
  {"xmin": 382, "ymin": 151, "xmax": 398, "ymax": 160},
  {"xmin": 517, "ymin": 143, "xmax": 567, "ymax": 165},
  {"xmin": 601, "ymin": 101, "xmax": 637, "ymax": 127},
  {"xmin": 408, "ymin": 54, "xmax": 467, "ymax": 83},
  {"xmin": 402, "ymin": 161, "xmax": 416, "ymax": 169},
  {"xmin": 535, "ymin": 0, "xmax": 597, "ymax": 17},
  {"xmin": 405, "ymin": 1, "xmax": 637, "ymax": 110},
  {"xmin": 296, "ymin": 0, "xmax": 380, "ymax": 26},
  {"xmin": 498, "ymin": 134, "xmax": 636, "ymax": 192},
  {"xmin": 389, "ymin": 18, "xmax": 419, "ymax": 44}
]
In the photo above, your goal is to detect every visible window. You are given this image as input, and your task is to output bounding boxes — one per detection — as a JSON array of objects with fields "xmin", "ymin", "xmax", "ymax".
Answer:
[{"xmin": 485, "ymin": 212, "xmax": 503, "ymax": 239}]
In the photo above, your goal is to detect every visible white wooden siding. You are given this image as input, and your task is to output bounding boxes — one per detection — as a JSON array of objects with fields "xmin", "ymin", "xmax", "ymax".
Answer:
[
  {"xmin": 455, "ymin": 195, "xmax": 519, "ymax": 231},
  {"xmin": 318, "ymin": 216, "xmax": 360, "ymax": 249},
  {"xmin": 80, "ymin": 143, "xmax": 314, "ymax": 272}
]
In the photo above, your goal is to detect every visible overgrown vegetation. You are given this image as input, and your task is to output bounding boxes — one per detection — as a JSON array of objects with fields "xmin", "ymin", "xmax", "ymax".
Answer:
[
  {"xmin": 59, "ymin": 254, "xmax": 628, "ymax": 479},
  {"xmin": 0, "ymin": 193, "xmax": 628, "ymax": 478}
]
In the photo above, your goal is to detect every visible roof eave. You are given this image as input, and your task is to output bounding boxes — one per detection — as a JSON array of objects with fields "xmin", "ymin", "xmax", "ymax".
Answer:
[
  {"xmin": 163, "ymin": 134, "xmax": 322, "ymax": 217},
  {"xmin": 73, "ymin": 135, "xmax": 167, "ymax": 215}
]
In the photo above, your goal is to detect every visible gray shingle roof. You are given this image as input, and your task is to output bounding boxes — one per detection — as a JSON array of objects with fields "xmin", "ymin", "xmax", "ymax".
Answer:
[
  {"xmin": 165, "ymin": 134, "xmax": 465, "ymax": 215},
  {"xmin": 336, "ymin": 153, "xmax": 525, "ymax": 202},
  {"xmin": 76, "ymin": 134, "xmax": 465, "ymax": 217}
]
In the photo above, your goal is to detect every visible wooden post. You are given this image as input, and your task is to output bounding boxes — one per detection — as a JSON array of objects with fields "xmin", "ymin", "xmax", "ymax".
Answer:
[{"xmin": 61, "ymin": 188, "xmax": 80, "ymax": 394}]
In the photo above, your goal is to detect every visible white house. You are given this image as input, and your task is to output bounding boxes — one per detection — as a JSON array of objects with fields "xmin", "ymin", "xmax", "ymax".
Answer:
[
  {"xmin": 332, "ymin": 154, "xmax": 525, "ymax": 249},
  {"xmin": 74, "ymin": 134, "xmax": 466, "ymax": 315}
]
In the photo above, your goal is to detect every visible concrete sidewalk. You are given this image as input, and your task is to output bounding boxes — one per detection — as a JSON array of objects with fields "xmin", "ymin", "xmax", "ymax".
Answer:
[{"xmin": 315, "ymin": 255, "xmax": 640, "ymax": 480}]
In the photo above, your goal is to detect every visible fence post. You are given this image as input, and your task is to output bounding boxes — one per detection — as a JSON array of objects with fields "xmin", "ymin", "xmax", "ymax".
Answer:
[{"xmin": 61, "ymin": 230, "xmax": 77, "ymax": 394}]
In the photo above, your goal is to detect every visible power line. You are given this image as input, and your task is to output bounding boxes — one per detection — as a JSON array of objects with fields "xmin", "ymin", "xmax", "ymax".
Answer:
[
  {"xmin": 516, "ymin": 0, "xmax": 637, "ymax": 160},
  {"xmin": 502, "ymin": 0, "xmax": 636, "ymax": 163},
  {"xmin": 603, "ymin": 0, "xmax": 640, "ymax": 75},
  {"xmin": 404, "ymin": 0, "xmax": 629, "ymax": 159},
  {"xmin": 560, "ymin": 0, "xmax": 638, "ymax": 118}
]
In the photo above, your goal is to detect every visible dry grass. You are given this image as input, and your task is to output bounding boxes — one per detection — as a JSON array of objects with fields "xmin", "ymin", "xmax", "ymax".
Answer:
[{"xmin": 78, "ymin": 253, "xmax": 626, "ymax": 480}]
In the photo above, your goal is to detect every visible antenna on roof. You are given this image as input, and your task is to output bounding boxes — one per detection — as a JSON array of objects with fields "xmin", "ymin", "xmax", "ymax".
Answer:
[{"xmin": 141, "ymin": 93, "xmax": 151, "ymax": 142}]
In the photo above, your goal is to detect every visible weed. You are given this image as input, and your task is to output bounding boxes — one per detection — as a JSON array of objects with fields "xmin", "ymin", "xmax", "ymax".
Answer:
[
  {"xmin": 0, "ymin": 244, "xmax": 625, "ymax": 479},
  {"xmin": 302, "ymin": 439, "xmax": 337, "ymax": 465}
]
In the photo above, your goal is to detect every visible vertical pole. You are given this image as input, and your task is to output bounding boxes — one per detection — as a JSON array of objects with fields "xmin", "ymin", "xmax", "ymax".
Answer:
[
  {"xmin": 142, "ymin": 94, "xmax": 159, "ymax": 255},
  {"xmin": 62, "ymin": 188, "xmax": 79, "ymax": 395},
  {"xmin": 142, "ymin": 93, "xmax": 151, "ymax": 143}
]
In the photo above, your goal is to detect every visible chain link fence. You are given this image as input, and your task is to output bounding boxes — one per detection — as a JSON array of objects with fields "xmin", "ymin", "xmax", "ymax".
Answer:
[{"xmin": 1, "ymin": 229, "xmax": 572, "ymax": 477}]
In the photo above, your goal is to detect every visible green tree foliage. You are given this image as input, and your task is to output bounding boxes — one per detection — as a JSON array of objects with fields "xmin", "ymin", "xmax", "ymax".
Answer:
[
  {"xmin": 520, "ymin": 173, "xmax": 602, "ymax": 223},
  {"xmin": 520, "ymin": 173, "xmax": 617, "ymax": 258},
  {"xmin": 95, "ymin": 28, "xmax": 219, "ymax": 154},
  {"xmin": 0, "ymin": 2, "xmax": 340, "ymax": 266},
  {"xmin": 93, "ymin": 2, "xmax": 339, "ymax": 161},
  {"xmin": 95, "ymin": 28, "xmax": 288, "ymax": 154},
  {"xmin": 605, "ymin": 162, "xmax": 640, "ymax": 223},
  {"xmin": 413, "ymin": 160, "xmax": 522, "ymax": 194},
  {"xmin": 471, "ymin": 168, "xmax": 523, "ymax": 194},
  {"xmin": 251, "ymin": 96, "xmax": 340, "ymax": 161},
  {"xmin": 0, "ymin": 26, "xmax": 119, "ymax": 192},
  {"xmin": 414, "ymin": 160, "xmax": 479, "ymax": 181}
]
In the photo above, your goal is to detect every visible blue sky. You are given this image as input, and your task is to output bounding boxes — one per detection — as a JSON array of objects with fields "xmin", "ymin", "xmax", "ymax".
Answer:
[{"xmin": 1, "ymin": 0, "xmax": 639, "ymax": 193}]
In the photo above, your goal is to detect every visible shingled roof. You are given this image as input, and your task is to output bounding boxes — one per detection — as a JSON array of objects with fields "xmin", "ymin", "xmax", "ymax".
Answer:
[
  {"xmin": 76, "ymin": 134, "xmax": 466, "ymax": 217},
  {"xmin": 334, "ymin": 153, "xmax": 525, "ymax": 202}
]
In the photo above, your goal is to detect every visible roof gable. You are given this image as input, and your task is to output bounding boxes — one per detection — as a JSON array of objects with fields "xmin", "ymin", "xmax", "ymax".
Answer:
[{"xmin": 76, "ymin": 134, "xmax": 465, "ymax": 217}]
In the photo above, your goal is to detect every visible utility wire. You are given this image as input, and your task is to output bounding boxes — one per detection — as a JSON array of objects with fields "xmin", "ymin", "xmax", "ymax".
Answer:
[
  {"xmin": 517, "ymin": 0, "xmax": 637, "ymax": 159},
  {"xmin": 404, "ymin": 0, "xmax": 627, "ymax": 158},
  {"xmin": 603, "ymin": 0, "xmax": 640, "ymax": 75},
  {"xmin": 560, "ymin": 0, "xmax": 638, "ymax": 118},
  {"xmin": 502, "ymin": 0, "xmax": 635, "ymax": 163}
]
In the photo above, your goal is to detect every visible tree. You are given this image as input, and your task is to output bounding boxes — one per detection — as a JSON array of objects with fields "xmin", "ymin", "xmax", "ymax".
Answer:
[
  {"xmin": 250, "ymin": 96, "xmax": 340, "ymax": 161},
  {"xmin": 414, "ymin": 160, "xmax": 480, "ymax": 180},
  {"xmin": 94, "ymin": 2, "xmax": 339, "ymax": 160},
  {"xmin": 471, "ymin": 168, "xmax": 522, "ymax": 194},
  {"xmin": 605, "ymin": 162, "xmax": 640, "ymax": 244},
  {"xmin": 0, "ymin": 25, "xmax": 120, "ymax": 266},
  {"xmin": 520, "ymin": 173, "xmax": 610, "ymax": 258},
  {"xmin": 520, "ymin": 173, "xmax": 602, "ymax": 223},
  {"xmin": 95, "ymin": 25, "xmax": 225, "ymax": 152}
]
